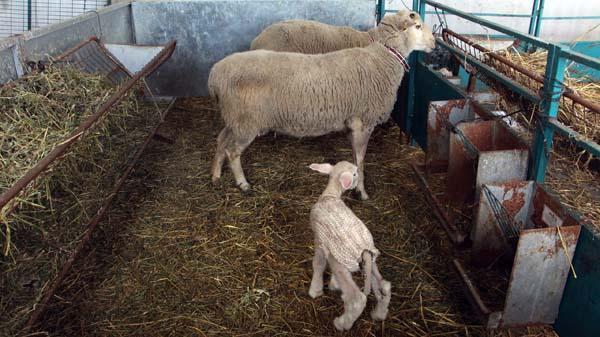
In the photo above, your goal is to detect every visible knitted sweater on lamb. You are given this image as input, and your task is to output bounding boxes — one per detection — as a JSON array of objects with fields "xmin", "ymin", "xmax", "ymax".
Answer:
[{"xmin": 310, "ymin": 195, "xmax": 379, "ymax": 272}]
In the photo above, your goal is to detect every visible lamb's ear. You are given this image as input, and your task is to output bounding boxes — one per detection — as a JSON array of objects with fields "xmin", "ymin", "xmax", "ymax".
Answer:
[
  {"xmin": 309, "ymin": 163, "xmax": 332, "ymax": 175},
  {"xmin": 339, "ymin": 172, "xmax": 353, "ymax": 190}
]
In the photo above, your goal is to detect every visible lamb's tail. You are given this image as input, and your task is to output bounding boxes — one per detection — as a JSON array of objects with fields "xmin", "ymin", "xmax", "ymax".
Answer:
[{"xmin": 362, "ymin": 250, "xmax": 373, "ymax": 296}]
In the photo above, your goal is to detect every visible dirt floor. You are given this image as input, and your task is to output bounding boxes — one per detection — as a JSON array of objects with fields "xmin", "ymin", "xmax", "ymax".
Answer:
[{"xmin": 33, "ymin": 98, "xmax": 559, "ymax": 337}]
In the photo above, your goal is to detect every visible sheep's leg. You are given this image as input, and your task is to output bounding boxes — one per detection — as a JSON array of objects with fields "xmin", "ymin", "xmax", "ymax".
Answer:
[
  {"xmin": 309, "ymin": 246, "xmax": 327, "ymax": 298},
  {"xmin": 212, "ymin": 127, "xmax": 231, "ymax": 183},
  {"xmin": 225, "ymin": 134, "xmax": 255, "ymax": 192},
  {"xmin": 329, "ymin": 257, "xmax": 367, "ymax": 331},
  {"xmin": 370, "ymin": 262, "xmax": 391, "ymax": 321},
  {"xmin": 349, "ymin": 125, "xmax": 373, "ymax": 201}
]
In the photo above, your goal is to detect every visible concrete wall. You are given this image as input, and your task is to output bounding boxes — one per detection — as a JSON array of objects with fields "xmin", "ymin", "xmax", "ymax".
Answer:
[{"xmin": 133, "ymin": 0, "xmax": 376, "ymax": 97}]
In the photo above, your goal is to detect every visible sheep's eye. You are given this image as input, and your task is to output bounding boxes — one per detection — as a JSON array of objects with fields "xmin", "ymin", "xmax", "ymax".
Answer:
[
  {"xmin": 416, "ymin": 25, "xmax": 422, "ymax": 29},
  {"xmin": 409, "ymin": 13, "xmax": 416, "ymax": 19}
]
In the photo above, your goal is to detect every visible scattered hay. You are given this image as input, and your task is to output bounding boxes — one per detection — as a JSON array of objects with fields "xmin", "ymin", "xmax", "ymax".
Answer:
[
  {"xmin": 491, "ymin": 49, "xmax": 600, "ymax": 146},
  {"xmin": 0, "ymin": 65, "xmax": 163, "ymax": 335},
  {"xmin": 31, "ymin": 98, "xmax": 557, "ymax": 337}
]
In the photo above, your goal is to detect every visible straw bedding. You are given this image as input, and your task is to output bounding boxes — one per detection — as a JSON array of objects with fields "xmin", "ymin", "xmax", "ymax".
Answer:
[
  {"xmin": 0, "ymin": 65, "xmax": 162, "ymax": 335},
  {"xmin": 29, "ymin": 98, "xmax": 557, "ymax": 337}
]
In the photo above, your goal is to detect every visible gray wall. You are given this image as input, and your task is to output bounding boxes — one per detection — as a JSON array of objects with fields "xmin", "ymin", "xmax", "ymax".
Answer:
[{"xmin": 133, "ymin": 0, "xmax": 376, "ymax": 97}]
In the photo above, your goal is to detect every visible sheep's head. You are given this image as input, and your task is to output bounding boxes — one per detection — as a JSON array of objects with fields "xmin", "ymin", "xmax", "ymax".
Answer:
[
  {"xmin": 379, "ymin": 10, "xmax": 421, "ymax": 32},
  {"xmin": 384, "ymin": 20, "xmax": 436, "ymax": 54},
  {"xmin": 309, "ymin": 161, "xmax": 358, "ymax": 191}
]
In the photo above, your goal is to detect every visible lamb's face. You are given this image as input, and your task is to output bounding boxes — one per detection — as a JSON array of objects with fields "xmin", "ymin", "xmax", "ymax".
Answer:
[{"xmin": 332, "ymin": 161, "xmax": 359, "ymax": 191}]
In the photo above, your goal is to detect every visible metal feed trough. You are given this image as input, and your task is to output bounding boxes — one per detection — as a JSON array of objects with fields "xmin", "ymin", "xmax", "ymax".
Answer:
[
  {"xmin": 446, "ymin": 119, "xmax": 529, "ymax": 212},
  {"xmin": 456, "ymin": 180, "xmax": 581, "ymax": 329},
  {"xmin": 426, "ymin": 98, "xmax": 486, "ymax": 171}
]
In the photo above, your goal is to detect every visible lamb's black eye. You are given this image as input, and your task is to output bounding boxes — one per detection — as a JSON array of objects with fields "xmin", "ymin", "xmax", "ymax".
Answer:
[{"xmin": 416, "ymin": 25, "xmax": 422, "ymax": 29}]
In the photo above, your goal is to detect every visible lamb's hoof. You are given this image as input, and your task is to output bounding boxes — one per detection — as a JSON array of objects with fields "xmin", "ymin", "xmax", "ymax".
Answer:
[
  {"xmin": 334, "ymin": 316, "xmax": 352, "ymax": 331},
  {"xmin": 309, "ymin": 288, "xmax": 323, "ymax": 299},
  {"xmin": 359, "ymin": 191, "xmax": 369, "ymax": 201},
  {"xmin": 371, "ymin": 306, "xmax": 388, "ymax": 321},
  {"xmin": 329, "ymin": 277, "xmax": 340, "ymax": 291},
  {"xmin": 211, "ymin": 175, "xmax": 220, "ymax": 184}
]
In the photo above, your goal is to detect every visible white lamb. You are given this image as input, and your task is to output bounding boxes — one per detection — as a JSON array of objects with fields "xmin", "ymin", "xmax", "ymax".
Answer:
[
  {"xmin": 308, "ymin": 161, "xmax": 391, "ymax": 331},
  {"xmin": 209, "ymin": 19, "xmax": 435, "ymax": 200},
  {"xmin": 250, "ymin": 10, "xmax": 420, "ymax": 54}
]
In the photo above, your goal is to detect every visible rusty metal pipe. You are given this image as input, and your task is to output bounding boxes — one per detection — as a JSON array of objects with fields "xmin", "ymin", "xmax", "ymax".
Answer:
[
  {"xmin": 410, "ymin": 163, "xmax": 467, "ymax": 245},
  {"xmin": 22, "ymin": 98, "xmax": 176, "ymax": 332},
  {"xmin": 443, "ymin": 29, "xmax": 600, "ymax": 114},
  {"xmin": 0, "ymin": 39, "xmax": 176, "ymax": 211},
  {"xmin": 452, "ymin": 259, "xmax": 492, "ymax": 318}
]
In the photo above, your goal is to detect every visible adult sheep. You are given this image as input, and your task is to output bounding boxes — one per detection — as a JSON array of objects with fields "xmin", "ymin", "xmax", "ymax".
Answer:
[
  {"xmin": 209, "ymin": 19, "xmax": 435, "ymax": 200},
  {"xmin": 250, "ymin": 10, "xmax": 419, "ymax": 54}
]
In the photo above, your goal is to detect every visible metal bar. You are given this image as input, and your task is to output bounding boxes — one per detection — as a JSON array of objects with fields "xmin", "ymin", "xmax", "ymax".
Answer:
[
  {"xmin": 377, "ymin": 0, "xmax": 386, "ymax": 23},
  {"xmin": 0, "ymin": 39, "xmax": 177, "ymax": 210},
  {"xmin": 437, "ymin": 39, "xmax": 541, "ymax": 103},
  {"xmin": 443, "ymin": 29, "xmax": 600, "ymax": 115},
  {"xmin": 528, "ymin": 0, "xmax": 540, "ymax": 36},
  {"xmin": 533, "ymin": 0, "xmax": 545, "ymax": 37},
  {"xmin": 548, "ymin": 119, "xmax": 600, "ymax": 157},
  {"xmin": 424, "ymin": 0, "xmax": 552, "ymax": 49},
  {"xmin": 530, "ymin": 44, "xmax": 567, "ymax": 182},
  {"xmin": 452, "ymin": 259, "xmax": 492, "ymax": 317},
  {"xmin": 560, "ymin": 49, "xmax": 600, "ymax": 70},
  {"xmin": 542, "ymin": 15, "xmax": 600, "ymax": 20},
  {"xmin": 27, "ymin": 0, "xmax": 32, "ymax": 31},
  {"xmin": 411, "ymin": 164, "xmax": 467, "ymax": 245},
  {"xmin": 385, "ymin": 9, "xmax": 533, "ymax": 18},
  {"xmin": 23, "ymin": 98, "xmax": 176, "ymax": 332}
]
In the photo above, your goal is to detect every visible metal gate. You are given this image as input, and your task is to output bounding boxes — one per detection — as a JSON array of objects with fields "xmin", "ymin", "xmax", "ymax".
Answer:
[{"xmin": 0, "ymin": 0, "xmax": 109, "ymax": 38}]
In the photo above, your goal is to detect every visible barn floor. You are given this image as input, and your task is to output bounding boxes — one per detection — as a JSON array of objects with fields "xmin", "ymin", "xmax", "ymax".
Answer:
[{"xmin": 37, "ymin": 98, "xmax": 558, "ymax": 337}]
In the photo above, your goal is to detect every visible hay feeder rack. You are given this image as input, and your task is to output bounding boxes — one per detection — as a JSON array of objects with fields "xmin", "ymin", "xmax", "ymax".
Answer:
[{"xmin": 0, "ymin": 36, "xmax": 177, "ymax": 331}]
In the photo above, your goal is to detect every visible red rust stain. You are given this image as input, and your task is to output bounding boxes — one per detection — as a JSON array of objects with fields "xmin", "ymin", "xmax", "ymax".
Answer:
[{"xmin": 502, "ymin": 190, "xmax": 526, "ymax": 217}]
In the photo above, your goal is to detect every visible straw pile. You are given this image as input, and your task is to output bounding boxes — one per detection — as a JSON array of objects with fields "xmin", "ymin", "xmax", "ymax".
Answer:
[
  {"xmin": 489, "ymin": 49, "xmax": 600, "ymax": 146},
  {"xmin": 30, "ymin": 98, "xmax": 557, "ymax": 337},
  {"xmin": 0, "ymin": 65, "xmax": 161, "ymax": 335}
]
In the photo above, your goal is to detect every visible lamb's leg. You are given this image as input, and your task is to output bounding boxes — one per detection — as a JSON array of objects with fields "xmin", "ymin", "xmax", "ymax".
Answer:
[
  {"xmin": 349, "ymin": 124, "xmax": 373, "ymax": 201},
  {"xmin": 225, "ymin": 133, "xmax": 255, "ymax": 192},
  {"xmin": 329, "ymin": 257, "xmax": 367, "ymax": 331},
  {"xmin": 329, "ymin": 274, "xmax": 340, "ymax": 291},
  {"xmin": 370, "ymin": 262, "xmax": 391, "ymax": 321},
  {"xmin": 212, "ymin": 127, "xmax": 230, "ymax": 183},
  {"xmin": 309, "ymin": 246, "xmax": 327, "ymax": 298}
]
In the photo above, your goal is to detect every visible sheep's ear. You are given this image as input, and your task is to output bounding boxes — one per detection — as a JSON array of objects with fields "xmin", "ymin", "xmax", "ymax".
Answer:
[
  {"xmin": 339, "ymin": 172, "xmax": 353, "ymax": 190},
  {"xmin": 309, "ymin": 163, "xmax": 332, "ymax": 175}
]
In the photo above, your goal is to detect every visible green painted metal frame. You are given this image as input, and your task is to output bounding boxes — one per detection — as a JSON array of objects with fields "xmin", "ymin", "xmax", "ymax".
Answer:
[
  {"xmin": 406, "ymin": 3, "xmax": 600, "ymax": 336},
  {"xmin": 413, "ymin": 0, "xmax": 600, "ymax": 183},
  {"xmin": 376, "ymin": 0, "xmax": 385, "ymax": 23}
]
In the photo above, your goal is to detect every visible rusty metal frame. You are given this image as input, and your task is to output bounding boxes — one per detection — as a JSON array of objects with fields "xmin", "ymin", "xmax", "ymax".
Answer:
[
  {"xmin": 442, "ymin": 29, "xmax": 600, "ymax": 115},
  {"xmin": 0, "ymin": 37, "xmax": 177, "ymax": 332}
]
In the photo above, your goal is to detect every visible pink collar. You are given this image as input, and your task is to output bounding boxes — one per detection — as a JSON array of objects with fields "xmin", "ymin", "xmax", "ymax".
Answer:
[{"xmin": 384, "ymin": 45, "xmax": 410, "ymax": 72}]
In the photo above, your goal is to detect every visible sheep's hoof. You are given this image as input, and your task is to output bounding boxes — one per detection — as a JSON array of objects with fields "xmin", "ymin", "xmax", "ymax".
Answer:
[
  {"xmin": 238, "ymin": 182, "xmax": 251, "ymax": 192},
  {"xmin": 211, "ymin": 175, "xmax": 221, "ymax": 184},
  {"xmin": 334, "ymin": 316, "xmax": 352, "ymax": 331},
  {"xmin": 309, "ymin": 288, "xmax": 323, "ymax": 299}
]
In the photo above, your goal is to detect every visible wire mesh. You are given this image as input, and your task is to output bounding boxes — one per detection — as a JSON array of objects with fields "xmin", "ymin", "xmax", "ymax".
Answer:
[
  {"xmin": 482, "ymin": 185, "xmax": 520, "ymax": 242},
  {"xmin": 0, "ymin": 0, "xmax": 109, "ymax": 39}
]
